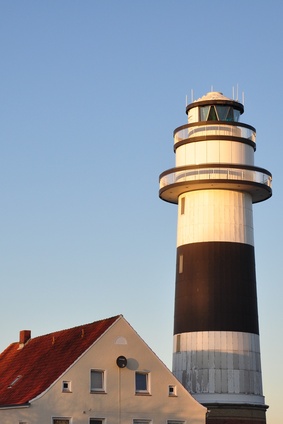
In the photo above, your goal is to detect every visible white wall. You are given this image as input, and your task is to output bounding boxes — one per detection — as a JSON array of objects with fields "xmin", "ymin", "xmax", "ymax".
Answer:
[
  {"xmin": 0, "ymin": 317, "xmax": 206, "ymax": 424},
  {"xmin": 176, "ymin": 140, "xmax": 254, "ymax": 167},
  {"xmin": 177, "ymin": 190, "xmax": 254, "ymax": 246}
]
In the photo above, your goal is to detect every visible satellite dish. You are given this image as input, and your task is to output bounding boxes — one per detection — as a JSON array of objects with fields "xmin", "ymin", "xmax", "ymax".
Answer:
[{"xmin": 116, "ymin": 355, "xmax": 127, "ymax": 368}]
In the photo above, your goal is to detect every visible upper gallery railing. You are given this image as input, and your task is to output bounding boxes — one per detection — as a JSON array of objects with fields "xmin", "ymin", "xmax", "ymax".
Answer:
[{"xmin": 174, "ymin": 122, "xmax": 256, "ymax": 146}]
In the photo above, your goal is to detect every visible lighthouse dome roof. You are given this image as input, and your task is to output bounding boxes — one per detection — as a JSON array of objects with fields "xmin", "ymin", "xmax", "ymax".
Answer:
[
  {"xmin": 195, "ymin": 91, "xmax": 232, "ymax": 102},
  {"xmin": 186, "ymin": 91, "xmax": 244, "ymax": 116}
]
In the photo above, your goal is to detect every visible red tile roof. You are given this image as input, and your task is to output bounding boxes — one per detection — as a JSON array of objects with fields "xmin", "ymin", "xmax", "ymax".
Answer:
[{"xmin": 0, "ymin": 315, "xmax": 120, "ymax": 406}]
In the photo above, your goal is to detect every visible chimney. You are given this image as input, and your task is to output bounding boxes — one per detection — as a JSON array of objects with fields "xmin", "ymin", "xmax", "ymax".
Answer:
[{"xmin": 18, "ymin": 330, "xmax": 31, "ymax": 349}]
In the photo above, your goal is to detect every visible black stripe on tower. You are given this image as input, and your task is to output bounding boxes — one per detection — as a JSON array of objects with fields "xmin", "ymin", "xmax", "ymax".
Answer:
[{"xmin": 174, "ymin": 242, "xmax": 259, "ymax": 335}]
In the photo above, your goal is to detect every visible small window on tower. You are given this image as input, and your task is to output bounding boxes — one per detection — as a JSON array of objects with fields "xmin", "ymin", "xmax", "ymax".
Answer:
[
  {"xmin": 233, "ymin": 109, "xmax": 240, "ymax": 122},
  {"xmin": 200, "ymin": 106, "xmax": 210, "ymax": 121},
  {"xmin": 215, "ymin": 105, "xmax": 229, "ymax": 121},
  {"xmin": 176, "ymin": 335, "xmax": 181, "ymax": 353},
  {"xmin": 207, "ymin": 106, "xmax": 217, "ymax": 121},
  {"xmin": 180, "ymin": 197, "xmax": 185, "ymax": 215},
  {"xmin": 226, "ymin": 107, "xmax": 234, "ymax": 121},
  {"xmin": 178, "ymin": 254, "xmax": 183, "ymax": 274}
]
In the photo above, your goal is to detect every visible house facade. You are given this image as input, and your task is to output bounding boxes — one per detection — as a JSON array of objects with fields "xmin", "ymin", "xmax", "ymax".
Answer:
[{"xmin": 0, "ymin": 315, "xmax": 207, "ymax": 424}]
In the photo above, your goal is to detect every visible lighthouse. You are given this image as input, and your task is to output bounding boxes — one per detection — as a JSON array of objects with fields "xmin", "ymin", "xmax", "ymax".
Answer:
[{"xmin": 159, "ymin": 92, "xmax": 272, "ymax": 423}]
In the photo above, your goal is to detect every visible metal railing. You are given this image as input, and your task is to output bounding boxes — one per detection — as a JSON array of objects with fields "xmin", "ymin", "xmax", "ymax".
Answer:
[
  {"xmin": 160, "ymin": 167, "xmax": 272, "ymax": 189},
  {"xmin": 174, "ymin": 123, "xmax": 256, "ymax": 145}
]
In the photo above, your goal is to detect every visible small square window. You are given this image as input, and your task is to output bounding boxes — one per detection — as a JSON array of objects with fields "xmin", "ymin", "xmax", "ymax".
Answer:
[
  {"xmin": 90, "ymin": 419, "xmax": 104, "ymax": 424},
  {"xmin": 135, "ymin": 372, "xmax": 150, "ymax": 394},
  {"xmin": 53, "ymin": 419, "xmax": 70, "ymax": 424},
  {"xmin": 91, "ymin": 370, "xmax": 105, "ymax": 392},
  {"xmin": 62, "ymin": 381, "xmax": 71, "ymax": 392},
  {"xmin": 168, "ymin": 385, "xmax": 177, "ymax": 396}
]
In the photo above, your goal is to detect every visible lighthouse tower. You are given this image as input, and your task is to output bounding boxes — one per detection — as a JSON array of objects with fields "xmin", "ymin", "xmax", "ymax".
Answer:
[{"xmin": 159, "ymin": 92, "xmax": 272, "ymax": 423}]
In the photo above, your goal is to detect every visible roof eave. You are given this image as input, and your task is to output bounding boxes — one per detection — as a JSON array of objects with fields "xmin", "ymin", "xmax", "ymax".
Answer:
[{"xmin": 0, "ymin": 402, "xmax": 30, "ymax": 410}]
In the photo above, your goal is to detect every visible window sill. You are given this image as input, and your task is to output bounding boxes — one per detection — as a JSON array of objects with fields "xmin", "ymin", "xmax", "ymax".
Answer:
[
  {"xmin": 90, "ymin": 390, "xmax": 107, "ymax": 394},
  {"xmin": 135, "ymin": 392, "xmax": 151, "ymax": 396}
]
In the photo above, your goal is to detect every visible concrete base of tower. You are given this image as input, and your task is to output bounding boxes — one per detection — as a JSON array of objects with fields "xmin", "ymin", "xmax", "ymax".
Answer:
[{"xmin": 205, "ymin": 403, "xmax": 268, "ymax": 424}]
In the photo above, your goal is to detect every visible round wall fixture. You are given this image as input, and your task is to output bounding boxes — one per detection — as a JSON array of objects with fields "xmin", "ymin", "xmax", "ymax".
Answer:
[{"xmin": 116, "ymin": 355, "xmax": 127, "ymax": 368}]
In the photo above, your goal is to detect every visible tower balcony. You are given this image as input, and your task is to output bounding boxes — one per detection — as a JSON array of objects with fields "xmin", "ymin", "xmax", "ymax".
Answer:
[
  {"xmin": 174, "ymin": 122, "xmax": 256, "ymax": 151},
  {"xmin": 159, "ymin": 164, "xmax": 272, "ymax": 204}
]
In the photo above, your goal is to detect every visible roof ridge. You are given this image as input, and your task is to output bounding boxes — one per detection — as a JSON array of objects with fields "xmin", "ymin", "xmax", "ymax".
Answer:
[{"xmin": 26, "ymin": 314, "xmax": 122, "ymax": 342}]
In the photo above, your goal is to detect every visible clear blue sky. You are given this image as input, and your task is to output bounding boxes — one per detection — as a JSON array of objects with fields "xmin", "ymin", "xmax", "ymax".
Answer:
[{"xmin": 0, "ymin": 1, "xmax": 281, "ymax": 422}]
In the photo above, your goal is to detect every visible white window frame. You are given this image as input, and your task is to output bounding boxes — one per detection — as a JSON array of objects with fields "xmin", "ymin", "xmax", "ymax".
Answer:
[
  {"xmin": 135, "ymin": 371, "xmax": 150, "ymax": 394},
  {"xmin": 90, "ymin": 369, "xmax": 106, "ymax": 393}
]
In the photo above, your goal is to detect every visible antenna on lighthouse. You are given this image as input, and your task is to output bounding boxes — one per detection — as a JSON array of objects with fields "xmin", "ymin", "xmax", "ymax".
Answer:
[
  {"xmin": 242, "ymin": 91, "xmax": 245, "ymax": 105},
  {"xmin": 236, "ymin": 83, "xmax": 239, "ymax": 101},
  {"xmin": 191, "ymin": 89, "xmax": 194, "ymax": 102}
]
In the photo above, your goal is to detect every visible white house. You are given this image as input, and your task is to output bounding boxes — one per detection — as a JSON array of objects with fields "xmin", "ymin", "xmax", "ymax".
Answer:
[{"xmin": 0, "ymin": 315, "xmax": 207, "ymax": 424}]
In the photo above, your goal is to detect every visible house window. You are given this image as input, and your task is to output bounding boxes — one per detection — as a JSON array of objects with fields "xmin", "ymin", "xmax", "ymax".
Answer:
[
  {"xmin": 90, "ymin": 420, "xmax": 104, "ymax": 424},
  {"xmin": 91, "ymin": 370, "xmax": 105, "ymax": 392},
  {"xmin": 53, "ymin": 419, "xmax": 70, "ymax": 424},
  {"xmin": 135, "ymin": 372, "xmax": 150, "ymax": 394},
  {"xmin": 62, "ymin": 380, "xmax": 71, "ymax": 392},
  {"xmin": 168, "ymin": 385, "xmax": 177, "ymax": 396}
]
